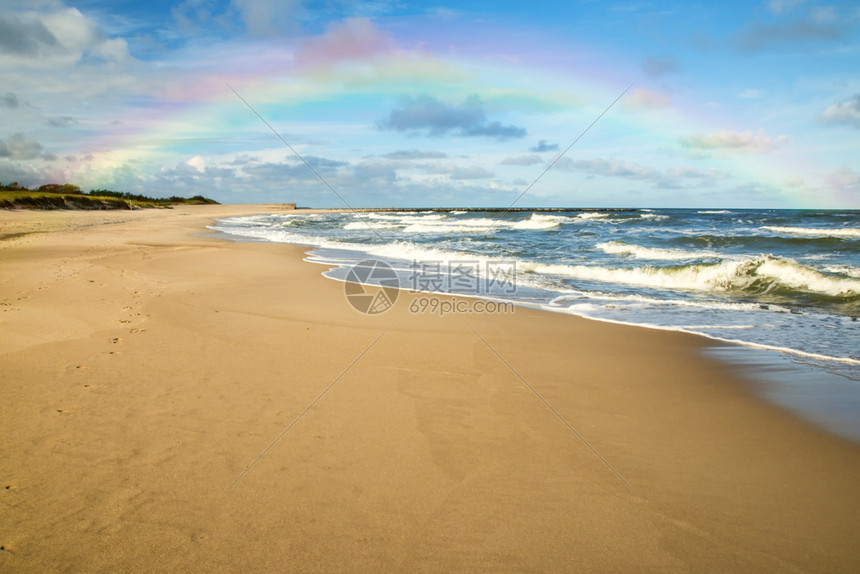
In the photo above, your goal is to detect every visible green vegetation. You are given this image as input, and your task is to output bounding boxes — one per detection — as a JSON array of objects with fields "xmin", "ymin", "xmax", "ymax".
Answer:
[{"xmin": 0, "ymin": 182, "xmax": 219, "ymax": 210}]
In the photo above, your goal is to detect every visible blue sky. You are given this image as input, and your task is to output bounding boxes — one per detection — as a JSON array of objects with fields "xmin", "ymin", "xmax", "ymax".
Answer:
[{"xmin": 1, "ymin": 0, "xmax": 858, "ymax": 207}]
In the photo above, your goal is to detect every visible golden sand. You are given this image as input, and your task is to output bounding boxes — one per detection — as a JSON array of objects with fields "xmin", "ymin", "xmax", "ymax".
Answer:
[{"xmin": 1, "ymin": 206, "xmax": 858, "ymax": 571}]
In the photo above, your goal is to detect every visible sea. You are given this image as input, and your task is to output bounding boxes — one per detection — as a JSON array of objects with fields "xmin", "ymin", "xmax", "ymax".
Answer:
[{"xmin": 210, "ymin": 208, "xmax": 860, "ymax": 441}]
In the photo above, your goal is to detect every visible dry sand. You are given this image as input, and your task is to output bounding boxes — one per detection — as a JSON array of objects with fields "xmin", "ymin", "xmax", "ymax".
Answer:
[{"xmin": 1, "ymin": 205, "xmax": 858, "ymax": 572}]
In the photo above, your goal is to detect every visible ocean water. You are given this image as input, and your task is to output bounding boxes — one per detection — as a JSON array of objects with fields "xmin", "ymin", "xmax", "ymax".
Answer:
[{"xmin": 211, "ymin": 208, "xmax": 860, "ymax": 428}]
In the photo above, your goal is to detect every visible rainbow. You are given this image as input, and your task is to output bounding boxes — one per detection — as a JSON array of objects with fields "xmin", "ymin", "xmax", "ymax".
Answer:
[{"xmin": 67, "ymin": 18, "xmax": 846, "ymax": 208}]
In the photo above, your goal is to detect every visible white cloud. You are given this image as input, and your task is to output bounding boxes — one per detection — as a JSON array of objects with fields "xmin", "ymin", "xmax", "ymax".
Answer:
[
  {"xmin": 378, "ymin": 94, "xmax": 527, "ymax": 140},
  {"xmin": 768, "ymin": 0, "xmax": 805, "ymax": 14},
  {"xmin": 383, "ymin": 150, "xmax": 447, "ymax": 160},
  {"xmin": 821, "ymin": 94, "xmax": 860, "ymax": 129},
  {"xmin": 230, "ymin": 0, "xmax": 301, "ymax": 37},
  {"xmin": 735, "ymin": 7, "xmax": 848, "ymax": 52},
  {"xmin": 500, "ymin": 154, "xmax": 542, "ymax": 166},
  {"xmin": 0, "ymin": 92, "xmax": 18, "ymax": 108},
  {"xmin": 680, "ymin": 129, "xmax": 789, "ymax": 153},
  {"xmin": 826, "ymin": 166, "xmax": 860, "ymax": 191},
  {"xmin": 448, "ymin": 166, "xmax": 494, "ymax": 180},
  {"xmin": 529, "ymin": 140, "xmax": 558, "ymax": 153},
  {"xmin": 0, "ymin": 7, "xmax": 128, "ymax": 66},
  {"xmin": 810, "ymin": 6, "xmax": 837, "ymax": 25},
  {"xmin": 558, "ymin": 158, "xmax": 659, "ymax": 180},
  {"xmin": 555, "ymin": 157, "xmax": 731, "ymax": 190},
  {"xmin": 421, "ymin": 163, "xmax": 494, "ymax": 180},
  {"xmin": 185, "ymin": 155, "xmax": 206, "ymax": 172},
  {"xmin": 0, "ymin": 133, "xmax": 49, "ymax": 160},
  {"xmin": 294, "ymin": 17, "xmax": 392, "ymax": 69}
]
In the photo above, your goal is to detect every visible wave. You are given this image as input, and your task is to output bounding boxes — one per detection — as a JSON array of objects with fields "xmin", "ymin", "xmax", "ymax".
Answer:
[
  {"xmin": 639, "ymin": 213, "xmax": 670, "ymax": 221},
  {"xmin": 546, "ymin": 301, "xmax": 860, "ymax": 365},
  {"xmin": 668, "ymin": 232, "xmax": 852, "ymax": 250},
  {"xmin": 214, "ymin": 216, "xmax": 859, "ymax": 301},
  {"xmin": 822, "ymin": 264, "xmax": 860, "ymax": 279},
  {"xmin": 528, "ymin": 255, "xmax": 860, "ymax": 301},
  {"xmin": 343, "ymin": 221, "xmax": 401, "ymax": 230},
  {"xmin": 762, "ymin": 225, "xmax": 860, "ymax": 238},
  {"xmin": 698, "ymin": 210, "xmax": 731, "ymax": 214},
  {"xmin": 400, "ymin": 213, "xmax": 565, "ymax": 234},
  {"xmin": 573, "ymin": 212, "xmax": 666, "ymax": 223},
  {"xmin": 549, "ymin": 292, "xmax": 783, "ymax": 312},
  {"xmin": 574, "ymin": 212, "xmax": 611, "ymax": 221},
  {"xmin": 340, "ymin": 212, "xmax": 568, "ymax": 234},
  {"xmin": 361, "ymin": 212, "xmax": 447, "ymax": 222},
  {"xmin": 597, "ymin": 241, "xmax": 719, "ymax": 261},
  {"xmin": 214, "ymin": 212, "xmax": 860, "ymax": 380}
]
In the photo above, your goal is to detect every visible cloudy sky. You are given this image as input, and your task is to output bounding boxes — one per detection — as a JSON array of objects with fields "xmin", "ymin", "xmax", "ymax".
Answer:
[{"xmin": 1, "ymin": 0, "xmax": 859, "ymax": 208}]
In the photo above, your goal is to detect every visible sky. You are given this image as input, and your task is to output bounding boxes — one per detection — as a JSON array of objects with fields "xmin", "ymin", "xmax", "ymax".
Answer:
[{"xmin": 1, "ymin": 0, "xmax": 859, "ymax": 208}]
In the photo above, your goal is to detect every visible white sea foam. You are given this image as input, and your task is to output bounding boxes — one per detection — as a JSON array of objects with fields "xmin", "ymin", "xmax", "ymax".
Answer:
[
  {"xmin": 822, "ymin": 264, "xmax": 860, "ymax": 279},
  {"xmin": 596, "ymin": 241, "xmax": 719, "ymax": 261},
  {"xmin": 549, "ymin": 293, "xmax": 775, "ymax": 312},
  {"xmin": 361, "ymin": 212, "xmax": 444, "ymax": 221},
  {"xmin": 541, "ymin": 303, "xmax": 860, "ymax": 365},
  {"xmin": 763, "ymin": 225, "xmax": 860, "ymax": 238},
  {"xmin": 511, "ymin": 214, "xmax": 568, "ymax": 229},
  {"xmin": 530, "ymin": 255, "xmax": 860, "ymax": 298},
  {"xmin": 215, "ymin": 216, "xmax": 860, "ymax": 300},
  {"xmin": 574, "ymin": 212, "xmax": 610, "ymax": 221},
  {"xmin": 340, "ymin": 212, "xmax": 571, "ymax": 234},
  {"xmin": 756, "ymin": 257, "xmax": 860, "ymax": 296},
  {"xmin": 698, "ymin": 210, "xmax": 731, "ymax": 214},
  {"xmin": 400, "ymin": 213, "xmax": 564, "ymax": 234},
  {"xmin": 343, "ymin": 221, "xmax": 401, "ymax": 230},
  {"xmin": 639, "ymin": 213, "xmax": 670, "ymax": 221}
]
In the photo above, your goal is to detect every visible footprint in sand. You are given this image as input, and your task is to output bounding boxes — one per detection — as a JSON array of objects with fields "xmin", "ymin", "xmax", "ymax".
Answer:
[{"xmin": 65, "ymin": 364, "xmax": 90, "ymax": 375}]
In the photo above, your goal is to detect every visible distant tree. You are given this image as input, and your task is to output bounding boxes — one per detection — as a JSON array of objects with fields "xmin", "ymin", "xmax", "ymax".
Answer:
[
  {"xmin": 37, "ymin": 183, "xmax": 81, "ymax": 194},
  {"xmin": 38, "ymin": 184, "xmax": 62, "ymax": 193},
  {"xmin": 3, "ymin": 181, "xmax": 217, "ymax": 207},
  {"xmin": 61, "ymin": 183, "xmax": 81, "ymax": 194}
]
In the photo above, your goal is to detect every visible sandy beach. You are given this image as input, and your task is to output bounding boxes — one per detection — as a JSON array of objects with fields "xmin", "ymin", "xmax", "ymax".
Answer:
[{"xmin": 1, "ymin": 205, "xmax": 858, "ymax": 572}]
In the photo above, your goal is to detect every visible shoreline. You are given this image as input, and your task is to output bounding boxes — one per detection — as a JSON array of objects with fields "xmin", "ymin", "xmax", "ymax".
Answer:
[
  {"xmin": 1, "ymin": 205, "xmax": 858, "ymax": 571},
  {"xmin": 210, "ymin": 208, "xmax": 860, "ymax": 366},
  {"xmin": 213, "ymin": 210, "xmax": 860, "ymax": 443},
  {"xmin": 296, "ymin": 236, "xmax": 860, "ymax": 444}
]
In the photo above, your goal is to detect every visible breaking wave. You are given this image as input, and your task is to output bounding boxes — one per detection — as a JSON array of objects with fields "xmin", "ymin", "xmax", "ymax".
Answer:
[
  {"xmin": 763, "ymin": 225, "xmax": 860, "ymax": 239},
  {"xmin": 596, "ymin": 241, "xmax": 720, "ymax": 261},
  {"xmin": 528, "ymin": 255, "xmax": 860, "ymax": 302}
]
